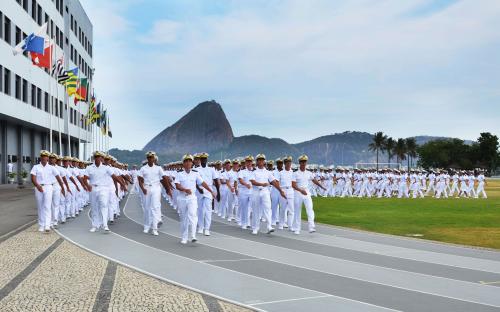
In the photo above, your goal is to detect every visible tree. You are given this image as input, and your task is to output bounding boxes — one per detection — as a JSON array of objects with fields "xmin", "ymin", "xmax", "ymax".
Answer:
[
  {"xmin": 369, "ymin": 132, "xmax": 387, "ymax": 169},
  {"xmin": 394, "ymin": 138, "xmax": 407, "ymax": 167},
  {"xmin": 383, "ymin": 137, "xmax": 396, "ymax": 167},
  {"xmin": 405, "ymin": 137, "xmax": 417, "ymax": 169},
  {"xmin": 477, "ymin": 132, "xmax": 499, "ymax": 174}
]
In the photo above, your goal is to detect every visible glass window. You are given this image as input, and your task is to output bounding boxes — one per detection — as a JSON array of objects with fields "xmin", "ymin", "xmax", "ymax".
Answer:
[
  {"xmin": 32, "ymin": 0, "xmax": 36, "ymax": 21},
  {"xmin": 23, "ymin": 0, "xmax": 29, "ymax": 12},
  {"xmin": 0, "ymin": 12, "xmax": 3, "ymax": 41},
  {"xmin": 44, "ymin": 91, "xmax": 49, "ymax": 112},
  {"xmin": 31, "ymin": 84, "xmax": 36, "ymax": 106},
  {"xmin": 4, "ymin": 68, "xmax": 10, "ymax": 95},
  {"xmin": 15, "ymin": 26, "xmax": 22, "ymax": 47},
  {"xmin": 36, "ymin": 87, "xmax": 41, "ymax": 109},
  {"xmin": 37, "ymin": 4, "xmax": 42, "ymax": 26},
  {"xmin": 0, "ymin": 65, "xmax": 3, "ymax": 93},
  {"xmin": 4, "ymin": 16, "xmax": 11, "ymax": 45},
  {"xmin": 15, "ymin": 74, "xmax": 21, "ymax": 100},
  {"xmin": 59, "ymin": 101, "xmax": 63, "ymax": 118},
  {"xmin": 22, "ymin": 78, "xmax": 27, "ymax": 103}
]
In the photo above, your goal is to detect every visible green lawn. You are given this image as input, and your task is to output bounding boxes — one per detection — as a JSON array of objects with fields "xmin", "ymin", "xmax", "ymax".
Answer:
[{"xmin": 312, "ymin": 179, "xmax": 500, "ymax": 249}]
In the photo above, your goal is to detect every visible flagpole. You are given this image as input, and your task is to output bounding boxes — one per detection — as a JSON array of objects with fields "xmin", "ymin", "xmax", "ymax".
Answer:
[
  {"xmin": 65, "ymin": 83, "xmax": 71, "ymax": 157},
  {"xmin": 48, "ymin": 38, "xmax": 53, "ymax": 152},
  {"xmin": 77, "ymin": 68, "xmax": 81, "ymax": 159}
]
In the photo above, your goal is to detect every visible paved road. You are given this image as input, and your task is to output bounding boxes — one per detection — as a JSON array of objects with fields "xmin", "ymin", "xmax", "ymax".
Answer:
[
  {"xmin": 0, "ymin": 185, "xmax": 36, "ymax": 238},
  {"xmin": 57, "ymin": 194, "xmax": 500, "ymax": 312}
]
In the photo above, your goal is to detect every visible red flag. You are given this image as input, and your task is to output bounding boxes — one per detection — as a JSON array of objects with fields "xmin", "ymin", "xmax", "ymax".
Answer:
[{"xmin": 30, "ymin": 45, "xmax": 52, "ymax": 69}]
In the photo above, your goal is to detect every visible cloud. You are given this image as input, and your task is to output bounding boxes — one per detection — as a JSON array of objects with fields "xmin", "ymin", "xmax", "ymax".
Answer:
[
  {"xmin": 80, "ymin": 0, "xmax": 500, "ymax": 149},
  {"xmin": 140, "ymin": 20, "xmax": 182, "ymax": 45}
]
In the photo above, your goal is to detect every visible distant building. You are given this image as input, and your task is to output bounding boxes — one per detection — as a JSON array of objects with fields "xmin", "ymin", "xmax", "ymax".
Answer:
[{"xmin": 0, "ymin": 0, "xmax": 93, "ymax": 183}]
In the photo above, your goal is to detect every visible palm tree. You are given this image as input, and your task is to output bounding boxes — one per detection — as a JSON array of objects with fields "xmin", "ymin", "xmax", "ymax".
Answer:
[
  {"xmin": 368, "ymin": 132, "xmax": 387, "ymax": 170},
  {"xmin": 383, "ymin": 137, "xmax": 396, "ymax": 168},
  {"xmin": 405, "ymin": 137, "xmax": 417, "ymax": 169},
  {"xmin": 394, "ymin": 138, "xmax": 407, "ymax": 168}
]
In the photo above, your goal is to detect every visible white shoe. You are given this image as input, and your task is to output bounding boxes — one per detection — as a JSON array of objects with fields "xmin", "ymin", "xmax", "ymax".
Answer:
[
  {"xmin": 293, "ymin": 231, "xmax": 300, "ymax": 235},
  {"xmin": 180, "ymin": 240, "xmax": 187, "ymax": 244},
  {"xmin": 197, "ymin": 229, "xmax": 203, "ymax": 234},
  {"xmin": 38, "ymin": 226, "xmax": 44, "ymax": 232},
  {"xmin": 267, "ymin": 228, "xmax": 275, "ymax": 234},
  {"xmin": 103, "ymin": 226, "xmax": 110, "ymax": 232},
  {"xmin": 191, "ymin": 237, "xmax": 197, "ymax": 243},
  {"xmin": 204, "ymin": 230, "xmax": 210, "ymax": 236},
  {"xmin": 283, "ymin": 224, "xmax": 289, "ymax": 228},
  {"xmin": 152, "ymin": 230, "xmax": 159, "ymax": 236},
  {"xmin": 309, "ymin": 228, "xmax": 316, "ymax": 233},
  {"xmin": 89, "ymin": 227, "xmax": 97, "ymax": 233},
  {"xmin": 143, "ymin": 228, "xmax": 150, "ymax": 234},
  {"xmin": 44, "ymin": 227, "xmax": 50, "ymax": 233},
  {"xmin": 278, "ymin": 226, "xmax": 284, "ymax": 230},
  {"xmin": 252, "ymin": 230, "xmax": 258, "ymax": 235}
]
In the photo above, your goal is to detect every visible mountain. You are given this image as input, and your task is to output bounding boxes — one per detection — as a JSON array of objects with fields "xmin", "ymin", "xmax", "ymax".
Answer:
[
  {"xmin": 110, "ymin": 101, "xmax": 475, "ymax": 166},
  {"xmin": 143, "ymin": 100, "xmax": 234, "ymax": 155}
]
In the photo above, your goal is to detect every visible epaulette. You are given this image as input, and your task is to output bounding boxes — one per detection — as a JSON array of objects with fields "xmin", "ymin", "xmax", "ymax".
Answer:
[
  {"xmin": 177, "ymin": 169, "xmax": 182, "ymax": 172},
  {"xmin": 293, "ymin": 169, "xmax": 298, "ymax": 172},
  {"xmin": 192, "ymin": 169, "xmax": 198, "ymax": 172}
]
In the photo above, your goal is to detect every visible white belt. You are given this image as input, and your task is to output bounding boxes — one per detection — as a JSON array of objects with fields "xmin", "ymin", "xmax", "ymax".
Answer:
[
  {"xmin": 144, "ymin": 182, "xmax": 160, "ymax": 187},
  {"xmin": 282, "ymin": 186, "xmax": 292, "ymax": 189},
  {"xmin": 40, "ymin": 183, "xmax": 56, "ymax": 186}
]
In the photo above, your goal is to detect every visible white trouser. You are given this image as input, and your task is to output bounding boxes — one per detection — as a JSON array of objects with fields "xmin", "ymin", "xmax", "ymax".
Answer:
[
  {"xmin": 293, "ymin": 191, "xmax": 315, "ymax": 233},
  {"xmin": 238, "ymin": 191, "xmax": 252, "ymax": 228},
  {"xmin": 197, "ymin": 196, "xmax": 213, "ymax": 231},
  {"xmin": 108, "ymin": 186, "xmax": 118, "ymax": 221},
  {"xmin": 219, "ymin": 186, "xmax": 229, "ymax": 217},
  {"xmin": 144, "ymin": 184, "xmax": 161, "ymax": 230},
  {"xmin": 435, "ymin": 182, "xmax": 448, "ymax": 198},
  {"xmin": 177, "ymin": 195, "xmax": 198, "ymax": 241},
  {"xmin": 398, "ymin": 183, "xmax": 409, "ymax": 198},
  {"xmin": 270, "ymin": 188, "xmax": 280, "ymax": 225},
  {"xmin": 449, "ymin": 182, "xmax": 459, "ymax": 196},
  {"xmin": 251, "ymin": 188, "xmax": 272, "ymax": 232},
  {"xmin": 476, "ymin": 182, "xmax": 487, "ymax": 198},
  {"xmin": 35, "ymin": 184, "xmax": 54, "ymax": 229},
  {"xmin": 51, "ymin": 184, "xmax": 61, "ymax": 225},
  {"xmin": 278, "ymin": 188, "xmax": 294, "ymax": 228},
  {"xmin": 341, "ymin": 182, "xmax": 353, "ymax": 198},
  {"xmin": 90, "ymin": 186, "xmax": 110, "ymax": 228}
]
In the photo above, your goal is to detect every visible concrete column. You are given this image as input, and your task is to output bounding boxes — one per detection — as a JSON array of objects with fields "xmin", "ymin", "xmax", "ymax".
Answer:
[
  {"xmin": 17, "ymin": 125, "xmax": 23, "ymax": 185},
  {"xmin": 1, "ymin": 122, "xmax": 6, "ymax": 184}
]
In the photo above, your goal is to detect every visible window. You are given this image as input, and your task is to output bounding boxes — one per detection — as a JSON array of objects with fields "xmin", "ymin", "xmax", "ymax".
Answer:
[
  {"xmin": 37, "ymin": 4, "xmax": 42, "ymax": 26},
  {"xmin": 70, "ymin": 107, "xmax": 73, "ymax": 124},
  {"xmin": 0, "ymin": 65, "xmax": 3, "ymax": 93},
  {"xmin": 23, "ymin": 0, "xmax": 29, "ymax": 12},
  {"xmin": 70, "ymin": 15, "xmax": 73, "ymax": 31},
  {"xmin": 0, "ymin": 11, "xmax": 3, "ymax": 41},
  {"xmin": 15, "ymin": 26, "xmax": 22, "ymax": 47},
  {"xmin": 31, "ymin": 84, "xmax": 36, "ymax": 106},
  {"xmin": 32, "ymin": 0, "xmax": 37, "ymax": 21},
  {"xmin": 15, "ymin": 75, "xmax": 21, "ymax": 100},
  {"xmin": 44, "ymin": 92, "xmax": 49, "ymax": 112},
  {"xmin": 4, "ymin": 16, "xmax": 11, "ymax": 45},
  {"xmin": 22, "ymin": 79, "xmax": 27, "ymax": 103},
  {"xmin": 59, "ymin": 101, "xmax": 63, "ymax": 118},
  {"xmin": 54, "ymin": 97, "xmax": 58, "ymax": 116},
  {"xmin": 36, "ymin": 87, "xmax": 41, "ymax": 109},
  {"xmin": 3, "ymin": 68, "xmax": 10, "ymax": 95}
]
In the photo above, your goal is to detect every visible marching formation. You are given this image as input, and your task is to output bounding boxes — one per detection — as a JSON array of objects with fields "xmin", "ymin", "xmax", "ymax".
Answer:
[
  {"xmin": 31, "ymin": 149, "xmax": 488, "ymax": 245},
  {"xmin": 299, "ymin": 167, "xmax": 488, "ymax": 199},
  {"xmin": 30, "ymin": 150, "xmax": 130, "ymax": 233}
]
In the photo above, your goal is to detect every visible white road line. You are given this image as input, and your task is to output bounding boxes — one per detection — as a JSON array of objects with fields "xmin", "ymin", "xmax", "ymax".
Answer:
[
  {"xmin": 211, "ymin": 207, "xmax": 500, "ymax": 274},
  {"xmin": 249, "ymin": 294, "xmax": 334, "ymax": 306},
  {"xmin": 120, "ymin": 194, "xmax": 403, "ymax": 312},
  {"xmin": 124, "ymin": 197, "xmax": 500, "ymax": 309}
]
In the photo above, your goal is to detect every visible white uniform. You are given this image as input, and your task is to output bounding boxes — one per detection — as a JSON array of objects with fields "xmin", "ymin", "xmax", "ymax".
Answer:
[
  {"xmin": 84, "ymin": 164, "xmax": 115, "ymax": 230},
  {"xmin": 476, "ymin": 174, "xmax": 487, "ymax": 198},
  {"xmin": 175, "ymin": 169, "xmax": 204, "ymax": 243},
  {"xmin": 238, "ymin": 168, "xmax": 253, "ymax": 229},
  {"xmin": 270, "ymin": 169, "xmax": 281, "ymax": 225},
  {"xmin": 250, "ymin": 168, "xmax": 276, "ymax": 234},
  {"xmin": 293, "ymin": 169, "xmax": 316, "ymax": 234},
  {"xmin": 197, "ymin": 166, "xmax": 218, "ymax": 233},
  {"xmin": 31, "ymin": 163, "xmax": 61, "ymax": 231},
  {"xmin": 276, "ymin": 168, "xmax": 295, "ymax": 229},
  {"xmin": 139, "ymin": 164, "xmax": 166, "ymax": 233}
]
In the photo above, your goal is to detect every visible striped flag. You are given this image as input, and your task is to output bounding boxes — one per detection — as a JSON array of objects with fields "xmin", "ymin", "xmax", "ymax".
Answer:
[
  {"xmin": 51, "ymin": 56, "xmax": 64, "ymax": 77},
  {"xmin": 58, "ymin": 67, "xmax": 78, "ymax": 85}
]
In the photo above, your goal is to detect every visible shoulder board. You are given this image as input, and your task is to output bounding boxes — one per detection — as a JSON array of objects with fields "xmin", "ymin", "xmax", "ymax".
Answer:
[
  {"xmin": 192, "ymin": 169, "xmax": 198, "ymax": 172},
  {"xmin": 177, "ymin": 169, "xmax": 182, "ymax": 172}
]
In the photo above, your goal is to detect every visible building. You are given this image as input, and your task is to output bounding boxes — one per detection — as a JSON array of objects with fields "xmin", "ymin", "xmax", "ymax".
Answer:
[{"xmin": 0, "ymin": 0, "xmax": 93, "ymax": 183}]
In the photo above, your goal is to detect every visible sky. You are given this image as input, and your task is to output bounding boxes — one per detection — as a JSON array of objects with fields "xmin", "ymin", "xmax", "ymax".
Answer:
[{"xmin": 80, "ymin": 0, "xmax": 500, "ymax": 150}]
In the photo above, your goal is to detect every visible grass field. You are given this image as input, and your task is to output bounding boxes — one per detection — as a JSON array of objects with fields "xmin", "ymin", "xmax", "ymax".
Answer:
[{"xmin": 312, "ymin": 179, "xmax": 500, "ymax": 249}]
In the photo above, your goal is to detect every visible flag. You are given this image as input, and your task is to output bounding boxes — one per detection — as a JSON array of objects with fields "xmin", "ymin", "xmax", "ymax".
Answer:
[
  {"xmin": 108, "ymin": 131, "xmax": 112, "ymax": 138},
  {"xmin": 101, "ymin": 110, "xmax": 108, "ymax": 134},
  {"xmin": 30, "ymin": 44, "xmax": 52, "ymax": 69},
  {"xmin": 65, "ymin": 75, "xmax": 78, "ymax": 96},
  {"xmin": 74, "ymin": 78, "xmax": 89, "ymax": 104},
  {"xmin": 95, "ymin": 102, "xmax": 102, "ymax": 126},
  {"xmin": 58, "ymin": 67, "xmax": 78, "ymax": 84},
  {"xmin": 51, "ymin": 56, "xmax": 64, "ymax": 77},
  {"xmin": 13, "ymin": 23, "xmax": 47, "ymax": 55}
]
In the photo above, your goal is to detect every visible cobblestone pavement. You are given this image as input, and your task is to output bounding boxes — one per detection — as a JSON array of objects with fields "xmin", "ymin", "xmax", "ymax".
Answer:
[{"xmin": 0, "ymin": 225, "xmax": 254, "ymax": 312}]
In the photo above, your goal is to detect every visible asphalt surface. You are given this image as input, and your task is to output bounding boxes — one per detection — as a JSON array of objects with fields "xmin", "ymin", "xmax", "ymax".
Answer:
[
  {"xmin": 57, "ymin": 193, "xmax": 500, "ymax": 312},
  {"xmin": 0, "ymin": 185, "xmax": 36, "ymax": 238}
]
